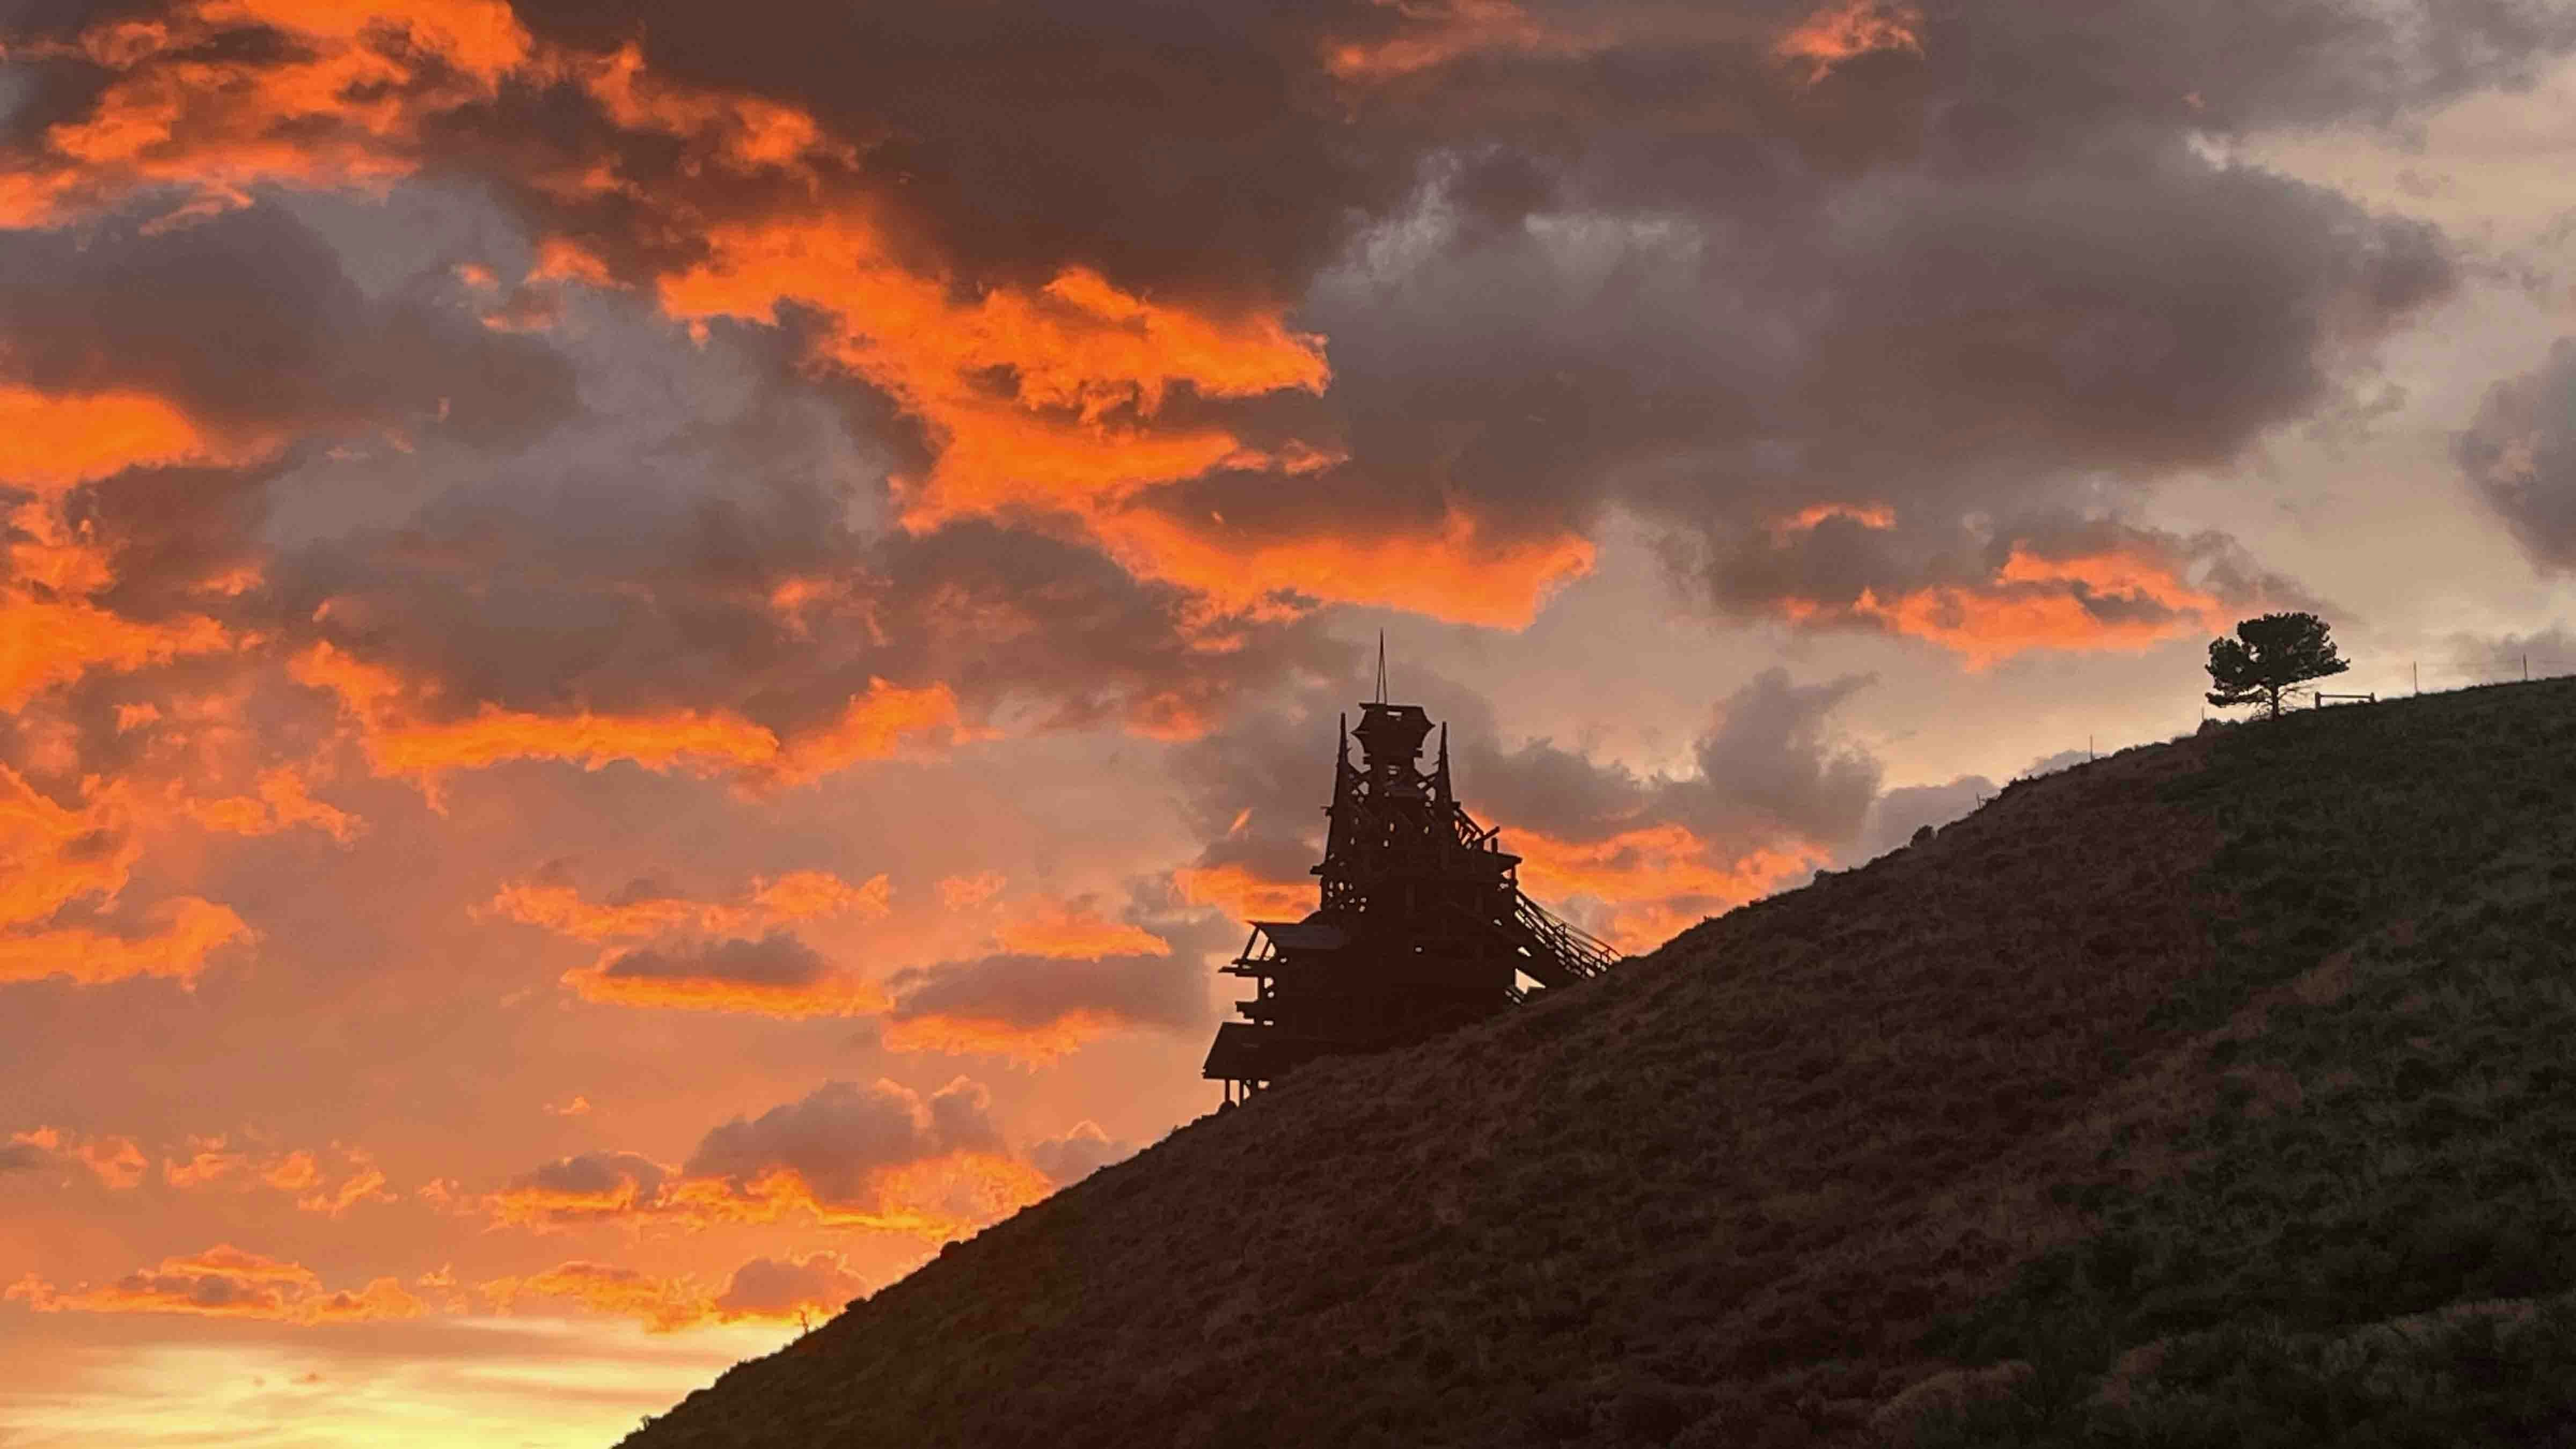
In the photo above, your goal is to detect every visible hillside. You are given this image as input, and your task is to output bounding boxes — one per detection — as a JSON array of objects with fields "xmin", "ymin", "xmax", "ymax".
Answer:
[{"xmin": 624, "ymin": 679, "xmax": 2576, "ymax": 1448}]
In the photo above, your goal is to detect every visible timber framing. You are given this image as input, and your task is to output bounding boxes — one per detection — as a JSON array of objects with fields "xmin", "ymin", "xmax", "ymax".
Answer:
[{"xmin": 1203, "ymin": 696, "xmax": 1621, "ymax": 1102}]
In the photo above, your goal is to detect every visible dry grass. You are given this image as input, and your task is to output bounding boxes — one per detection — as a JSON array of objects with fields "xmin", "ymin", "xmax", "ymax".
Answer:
[{"xmin": 623, "ymin": 678, "xmax": 2576, "ymax": 1448}]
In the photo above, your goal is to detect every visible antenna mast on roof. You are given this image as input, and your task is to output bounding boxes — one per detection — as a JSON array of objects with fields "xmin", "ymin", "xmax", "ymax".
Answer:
[{"xmin": 1374, "ymin": 631, "xmax": 1387, "ymax": 704}]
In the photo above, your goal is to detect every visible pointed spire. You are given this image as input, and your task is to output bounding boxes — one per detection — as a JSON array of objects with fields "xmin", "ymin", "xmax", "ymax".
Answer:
[{"xmin": 1374, "ymin": 630, "xmax": 1387, "ymax": 704}]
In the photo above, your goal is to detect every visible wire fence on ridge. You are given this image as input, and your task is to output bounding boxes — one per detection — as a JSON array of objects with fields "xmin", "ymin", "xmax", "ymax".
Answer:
[{"xmin": 1998, "ymin": 655, "xmax": 2576, "ymax": 797}]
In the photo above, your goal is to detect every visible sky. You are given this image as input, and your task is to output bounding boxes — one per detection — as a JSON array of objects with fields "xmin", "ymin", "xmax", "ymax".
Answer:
[{"xmin": 2, "ymin": 0, "xmax": 2574, "ymax": 1443}]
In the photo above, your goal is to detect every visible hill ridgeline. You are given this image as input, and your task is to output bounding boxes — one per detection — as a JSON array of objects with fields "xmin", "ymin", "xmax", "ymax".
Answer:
[{"xmin": 626, "ymin": 679, "xmax": 2576, "ymax": 1448}]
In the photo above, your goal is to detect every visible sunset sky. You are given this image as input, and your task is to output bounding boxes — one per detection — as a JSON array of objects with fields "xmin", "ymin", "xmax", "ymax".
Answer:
[{"xmin": 3, "ymin": 1, "xmax": 2575, "ymax": 1441}]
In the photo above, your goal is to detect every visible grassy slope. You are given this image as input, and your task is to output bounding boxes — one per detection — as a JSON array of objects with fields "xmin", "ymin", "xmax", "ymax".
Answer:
[{"xmin": 624, "ymin": 679, "xmax": 2576, "ymax": 1449}]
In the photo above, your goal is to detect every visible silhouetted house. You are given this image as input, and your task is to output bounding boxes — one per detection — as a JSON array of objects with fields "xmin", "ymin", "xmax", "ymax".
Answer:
[{"xmin": 1202, "ymin": 697, "xmax": 1621, "ymax": 1102}]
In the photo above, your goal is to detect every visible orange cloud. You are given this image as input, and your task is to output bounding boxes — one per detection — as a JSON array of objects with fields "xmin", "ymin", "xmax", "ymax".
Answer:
[
  {"xmin": 500, "ymin": 869, "xmax": 898, "ymax": 1020},
  {"xmin": 296, "ymin": 1156, "xmax": 396, "ymax": 1217},
  {"xmin": 1774, "ymin": 0, "xmax": 1925, "ymax": 86},
  {"xmin": 0, "ymin": 597, "xmax": 231, "ymax": 712},
  {"xmin": 568, "ymin": 42, "xmax": 851, "ymax": 178},
  {"xmin": 558, "ymin": 948, "xmax": 888, "ymax": 1020},
  {"xmin": 529, "ymin": 235, "xmax": 618, "ymax": 287},
  {"xmin": 474, "ymin": 1250, "xmax": 876, "ymax": 1333},
  {"xmin": 0, "ymin": 0, "xmax": 860, "ymax": 291},
  {"xmin": 709, "ymin": 1251, "xmax": 870, "ymax": 1325},
  {"xmin": 0, "ymin": 896, "xmax": 254, "ymax": 987},
  {"xmin": 351, "ymin": 705, "xmax": 777, "ymax": 782},
  {"xmin": 761, "ymin": 679, "xmax": 973, "ymax": 786},
  {"xmin": 0, "ymin": 766, "xmax": 142, "ymax": 930},
  {"xmin": 487, "ymin": 1079, "xmax": 1045, "ymax": 1242},
  {"xmin": 1996, "ymin": 545, "xmax": 2233, "ymax": 609},
  {"xmin": 0, "ymin": 0, "xmax": 584, "ymax": 229},
  {"xmin": 0, "ymin": 385, "xmax": 273, "ymax": 493},
  {"xmin": 668, "ymin": 1156, "xmax": 1051, "ymax": 1239},
  {"xmin": 992, "ymin": 899, "xmax": 1169, "ymax": 961},
  {"xmin": 486, "ymin": 1152, "xmax": 675, "ymax": 1232},
  {"xmin": 558, "ymin": 963, "xmax": 885, "ymax": 1018},
  {"xmin": 7, "ymin": 1245, "xmax": 426, "ymax": 1324},
  {"xmin": 199, "ymin": 0, "xmax": 533, "ymax": 83},
  {"xmin": 1322, "ymin": 0, "xmax": 1585, "ymax": 81},
  {"xmin": 485, "ymin": 885, "xmax": 710, "ymax": 943},
  {"xmin": 9, "ymin": 1127, "xmax": 149, "ymax": 1189},
  {"xmin": 0, "ymin": 484, "xmax": 235, "ymax": 713},
  {"xmin": 660, "ymin": 218, "xmax": 1330, "ymax": 529},
  {"xmin": 1511, "ymin": 823, "xmax": 1825, "ymax": 952},
  {"xmin": 16, "ymin": 6, "xmax": 1597, "ymax": 635},
  {"xmin": 485, "ymin": 869, "xmax": 891, "ymax": 943},
  {"xmin": 935, "ymin": 872, "xmax": 1008, "ymax": 911},
  {"xmin": 169, "ymin": 766, "xmax": 361, "ymax": 844},
  {"xmin": 161, "ymin": 1136, "xmax": 241, "ymax": 1188},
  {"xmin": 261, "ymin": 1150, "xmax": 321, "ymax": 1192},
  {"xmin": 1170, "ymin": 861, "xmax": 1314, "ymax": 921},
  {"xmin": 748, "ymin": 871, "xmax": 890, "ymax": 921},
  {"xmin": 295, "ymin": 643, "xmax": 963, "ymax": 789},
  {"xmin": 1785, "ymin": 543, "xmax": 2234, "ymax": 668},
  {"xmin": 1093, "ymin": 506, "xmax": 1597, "ymax": 631},
  {"xmin": 650, "ymin": 212, "xmax": 1611, "ymax": 626},
  {"xmin": 3, "ymin": 501, "xmax": 116, "ymax": 596},
  {"xmin": 559, "ymin": 938, "xmax": 891, "ymax": 1015},
  {"xmin": 1768, "ymin": 501, "xmax": 1897, "ymax": 541},
  {"xmin": 79, "ymin": 1136, "xmax": 150, "ymax": 1189},
  {"xmin": 155, "ymin": 1140, "xmax": 376, "ymax": 1201},
  {"xmin": 489, "ymin": 1156, "xmax": 1046, "ymax": 1245},
  {"xmin": 478, "ymin": 1261, "xmax": 714, "ymax": 1333},
  {"xmin": 873, "ymin": 902, "xmax": 1193, "ymax": 1063},
  {"xmin": 875, "ymin": 1013, "xmax": 1129, "ymax": 1067},
  {"xmin": 861, "ymin": 1153, "xmax": 1054, "ymax": 1236},
  {"xmin": 661, "ymin": 213, "xmax": 1333, "ymax": 550}
]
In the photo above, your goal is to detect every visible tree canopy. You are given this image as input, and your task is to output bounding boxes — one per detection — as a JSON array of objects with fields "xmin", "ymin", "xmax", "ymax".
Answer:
[{"xmin": 2207, "ymin": 612, "xmax": 2349, "ymax": 720}]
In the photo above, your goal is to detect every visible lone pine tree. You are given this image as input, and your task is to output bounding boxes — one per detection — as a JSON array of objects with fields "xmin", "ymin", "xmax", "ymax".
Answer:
[{"xmin": 2206, "ymin": 611, "xmax": 2349, "ymax": 720}]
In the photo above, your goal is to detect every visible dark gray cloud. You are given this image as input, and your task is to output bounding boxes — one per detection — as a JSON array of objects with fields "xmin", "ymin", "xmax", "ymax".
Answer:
[
  {"xmin": 2457, "ymin": 340, "xmax": 2576, "ymax": 573},
  {"xmin": 0, "ymin": 202, "xmax": 576, "ymax": 450},
  {"xmin": 884, "ymin": 949, "xmax": 1210, "ymax": 1039},
  {"xmin": 882, "ymin": 903, "xmax": 1234, "ymax": 1044},
  {"xmin": 269, "ymin": 493, "xmax": 1349, "ymax": 751},
  {"xmin": 497, "ymin": 0, "xmax": 1404, "ymax": 308},
  {"xmin": 1454, "ymin": 736, "xmax": 1653, "ymax": 852},
  {"xmin": 1677, "ymin": 668, "xmax": 1880, "ymax": 845},
  {"xmin": 683, "ymin": 1077, "xmax": 998, "ymax": 1202},
  {"xmin": 517, "ymin": 1150, "xmax": 670, "ymax": 1201},
  {"xmin": 2443, "ymin": 624, "xmax": 2576, "ymax": 682},
  {"xmin": 596, "ymin": 934, "xmax": 830, "ymax": 991},
  {"xmin": 225, "ymin": 267, "xmax": 1347, "ymax": 747},
  {"xmin": 500, "ymin": 1150, "xmax": 671, "ymax": 1224},
  {"xmin": 1840, "ymin": 742, "xmax": 2138, "ymax": 864},
  {"xmin": 490, "ymin": 0, "xmax": 2567, "ymax": 313},
  {"xmin": 1843, "ymin": 774, "xmax": 1993, "ymax": 865},
  {"xmin": 1026, "ymin": 1122, "xmax": 1136, "ymax": 1188},
  {"xmin": 2020, "ymin": 749, "xmax": 2094, "ymax": 779},
  {"xmin": 1170, "ymin": 662, "xmax": 1884, "ymax": 924},
  {"xmin": 857, "ymin": 523, "xmax": 1353, "ymax": 740},
  {"xmin": 712, "ymin": 1252, "xmax": 867, "ymax": 1318},
  {"xmin": 0, "ymin": 0, "xmax": 2544, "ymax": 797},
  {"xmin": 1272, "ymin": 136, "xmax": 2451, "ymax": 628}
]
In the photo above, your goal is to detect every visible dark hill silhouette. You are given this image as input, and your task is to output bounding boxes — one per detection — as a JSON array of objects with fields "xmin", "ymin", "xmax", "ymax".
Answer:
[{"xmin": 624, "ymin": 679, "xmax": 2576, "ymax": 1447}]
